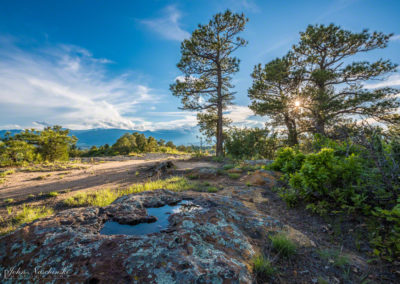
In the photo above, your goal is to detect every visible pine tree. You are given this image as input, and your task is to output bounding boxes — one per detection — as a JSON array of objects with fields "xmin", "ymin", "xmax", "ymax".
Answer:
[
  {"xmin": 170, "ymin": 10, "xmax": 247, "ymax": 156},
  {"xmin": 293, "ymin": 24, "xmax": 399, "ymax": 135}
]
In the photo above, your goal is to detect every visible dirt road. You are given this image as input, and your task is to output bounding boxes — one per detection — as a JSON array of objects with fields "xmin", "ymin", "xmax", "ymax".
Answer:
[{"xmin": 0, "ymin": 154, "xmax": 216, "ymax": 201}]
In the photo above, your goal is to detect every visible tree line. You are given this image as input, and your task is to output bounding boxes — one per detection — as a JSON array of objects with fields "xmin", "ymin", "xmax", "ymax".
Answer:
[{"xmin": 0, "ymin": 128, "xmax": 196, "ymax": 166}]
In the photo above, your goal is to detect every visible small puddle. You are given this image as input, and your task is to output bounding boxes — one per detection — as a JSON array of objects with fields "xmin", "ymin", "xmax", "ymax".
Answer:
[{"xmin": 100, "ymin": 200, "xmax": 196, "ymax": 236}]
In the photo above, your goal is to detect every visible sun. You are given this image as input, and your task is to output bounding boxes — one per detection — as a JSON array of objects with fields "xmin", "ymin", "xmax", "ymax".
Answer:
[{"xmin": 294, "ymin": 100, "xmax": 301, "ymax": 107}]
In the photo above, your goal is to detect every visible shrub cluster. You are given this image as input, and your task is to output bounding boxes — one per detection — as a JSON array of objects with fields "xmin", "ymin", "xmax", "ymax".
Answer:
[
  {"xmin": 225, "ymin": 127, "xmax": 279, "ymax": 160},
  {"xmin": 0, "ymin": 126, "xmax": 76, "ymax": 166},
  {"xmin": 270, "ymin": 133, "xmax": 400, "ymax": 261}
]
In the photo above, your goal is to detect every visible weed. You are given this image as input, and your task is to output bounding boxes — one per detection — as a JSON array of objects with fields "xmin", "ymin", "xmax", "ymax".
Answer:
[
  {"xmin": 188, "ymin": 174, "xmax": 199, "ymax": 180},
  {"xmin": 270, "ymin": 233, "xmax": 297, "ymax": 257},
  {"xmin": 10, "ymin": 205, "xmax": 54, "ymax": 226},
  {"xmin": 253, "ymin": 255, "xmax": 275, "ymax": 281},
  {"xmin": 47, "ymin": 191, "xmax": 59, "ymax": 197},
  {"xmin": 317, "ymin": 249, "xmax": 350, "ymax": 268},
  {"xmin": 207, "ymin": 186, "xmax": 218, "ymax": 193},
  {"xmin": 5, "ymin": 198, "xmax": 14, "ymax": 204},
  {"xmin": 223, "ymin": 164, "xmax": 235, "ymax": 170},
  {"xmin": 228, "ymin": 173, "xmax": 241, "ymax": 179}
]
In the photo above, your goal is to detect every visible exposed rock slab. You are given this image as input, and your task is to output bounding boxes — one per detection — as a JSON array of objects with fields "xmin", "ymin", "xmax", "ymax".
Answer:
[{"xmin": 0, "ymin": 190, "xmax": 282, "ymax": 283}]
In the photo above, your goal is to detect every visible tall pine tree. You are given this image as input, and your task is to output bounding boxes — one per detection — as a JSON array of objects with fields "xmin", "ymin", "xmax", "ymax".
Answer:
[{"xmin": 170, "ymin": 10, "xmax": 247, "ymax": 156}]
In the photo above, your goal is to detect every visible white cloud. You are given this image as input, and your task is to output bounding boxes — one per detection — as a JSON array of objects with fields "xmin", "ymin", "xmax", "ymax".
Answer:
[
  {"xmin": 140, "ymin": 6, "xmax": 190, "ymax": 41},
  {"xmin": 0, "ymin": 38, "xmax": 160, "ymax": 130},
  {"xmin": 364, "ymin": 73, "xmax": 400, "ymax": 89},
  {"xmin": 390, "ymin": 34, "xmax": 400, "ymax": 41}
]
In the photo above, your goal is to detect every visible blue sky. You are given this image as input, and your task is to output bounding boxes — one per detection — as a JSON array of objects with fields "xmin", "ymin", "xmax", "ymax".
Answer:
[{"xmin": 0, "ymin": 0, "xmax": 399, "ymax": 130}]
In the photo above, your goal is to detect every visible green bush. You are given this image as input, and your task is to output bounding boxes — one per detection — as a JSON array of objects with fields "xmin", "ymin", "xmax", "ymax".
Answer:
[
  {"xmin": 269, "ymin": 147, "xmax": 305, "ymax": 177},
  {"xmin": 271, "ymin": 133, "xmax": 400, "ymax": 262},
  {"xmin": 225, "ymin": 127, "xmax": 278, "ymax": 160},
  {"xmin": 370, "ymin": 199, "xmax": 400, "ymax": 262}
]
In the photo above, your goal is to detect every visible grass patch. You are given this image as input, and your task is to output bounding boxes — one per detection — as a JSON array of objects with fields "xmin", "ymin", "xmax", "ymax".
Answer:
[
  {"xmin": 227, "ymin": 173, "xmax": 241, "ymax": 179},
  {"xmin": 223, "ymin": 164, "xmax": 235, "ymax": 170},
  {"xmin": 207, "ymin": 186, "xmax": 219, "ymax": 193},
  {"xmin": 64, "ymin": 189, "xmax": 119, "ymax": 207},
  {"xmin": 0, "ymin": 169, "xmax": 15, "ymax": 177},
  {"xmin": 1, "ymin": 204, "xmax": 54, "ymax": 235},
  {"xmin": 270, "ymin": 233, "xmax": 297, "ymax": 257},
  {"xmin": 253, "ymin": 255, "xmax": 275, "ymax": 281},
  {"xmin": 0, "ymin": 169, "xmax": 15, "ymax": 184},
  {"xmin": 47, "ymin": 191, "xmax": 59, "ymax": 197},
  {"xmin": 64, "ymin": 176, "xmax": 196, "ymax": 208},
  {"xmin": 187, "ymin": 174, "xmax": 199, "ymax": 180},
  {"xmin": 5, "ymin": 198, "xmax": 14, "ymax": 204},
  {"xmin": 317, "ymin": 249, "xmax": 350, "ymax": 268}
]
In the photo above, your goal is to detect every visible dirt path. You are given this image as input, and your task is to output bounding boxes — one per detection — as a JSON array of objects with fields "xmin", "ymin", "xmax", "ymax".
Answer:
[{"xmin": 0, "ymin": 155, "xmax": 214, "ymax": 201}]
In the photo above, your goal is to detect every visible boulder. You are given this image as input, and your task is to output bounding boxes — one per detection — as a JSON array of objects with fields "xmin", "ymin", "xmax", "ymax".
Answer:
[
  {"xmin": 0, "ymin": 190, "xmax": 282, "ymax": 283},
  {"xmin": 146, "ymin": 161, "xmax": 175, "ymax": 177}
]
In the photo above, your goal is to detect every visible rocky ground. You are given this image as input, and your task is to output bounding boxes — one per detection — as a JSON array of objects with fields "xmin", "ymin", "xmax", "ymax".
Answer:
[{"xmin": 0, "ymin": 156, "xmax": 398, "ymax": 283}]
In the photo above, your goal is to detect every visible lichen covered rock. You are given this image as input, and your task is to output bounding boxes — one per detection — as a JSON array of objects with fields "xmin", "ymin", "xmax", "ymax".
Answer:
[{"xmin": 0, "ymin": 190, "xmax": 282, "ymax": 283}]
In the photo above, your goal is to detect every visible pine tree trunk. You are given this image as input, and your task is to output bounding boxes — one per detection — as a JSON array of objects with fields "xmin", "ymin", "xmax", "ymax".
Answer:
[{"xmin": 216, "ymin": 63, "xmax": 224, "ymax": 157}]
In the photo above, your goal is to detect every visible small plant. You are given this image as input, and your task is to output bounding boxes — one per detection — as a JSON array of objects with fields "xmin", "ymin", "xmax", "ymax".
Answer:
[
  {"xmin": 270, "ymin": 233, "xmax": 297, "ymax": 257},
  {"xmin": 188, "ymin": 174, "xmax": 199, "ymax": 180},
  {"xmin": 253, "ymin": 255, "xmax": 275, "ymax": 281},
  {"xmin": 212, "ymin": 156, "xmax": 225, "ymax": 162},
  {"xmin": 207, "ymin": 186, "xmax": 218, "ymax": 193},
  {"xmin": 222, "ymin": 164, "xmax": 235, "ymax": 170},
  {"xmin": 228, "ymin": 173, "xmax": 240, "ymax": 179},
  {"xmin": 28, "ymin": 194, "xmax": 35, "ymax": 198},
  {"xmin": 5, "ymin": 198, "xmax": 14, "ymax": 204},
  {"xmin": 317, "ymin": 249, "xmax": 349, "ymax": 268},
  {"xmin": 47, "ymin": 191, "xmax": 59, "ymax": 197},
  {"xmin": 135, "ymin": 171, "xmax": 140, "ymax": 176},
  {"xmin": 11, "ymin": 205, "xmax": 54, "ymax": 226},
  {"xmin": 318, "ymin": 277, "xmax": 329, "ymax": 284},
  {"xmin": 246, "ymin": 182, "xmax": 252, "ymax": 187}
]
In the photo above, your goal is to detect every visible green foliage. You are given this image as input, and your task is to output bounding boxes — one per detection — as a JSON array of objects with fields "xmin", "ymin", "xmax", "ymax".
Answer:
[
  {"xmin": 0, "ymin": 126, "xmax": 76, "ymax": 166},
  {"xmin": 82, "ymin": 132, "xmax": 187, "ymax": 157},
  {"xmin": 227, "ymin": 173, "xmax": 240, "ymax": 179},
  {"xmin": 253, "ymin": 255, "xmax": 275, "ymax": 281},
  {"xmin": 272, "ymin": 132, "xmax": 400, "ymax": 262},
  {"xmin": 225, "ymin": 127, "xmax": 278, "ymax": 160},
  {"xmin": 269, "ymin": 147, "xmax": 305, "ymax": 177},
  {"xmin": 270, "ymin": 233, "xmax": 297, "ymax": 257},
  {"xmin": 277, "ymin": 187, "xmax": 298, "ymax": 208},
  {"xmin": 292, "ymin": 24, "xmax": 398, "ymax": 134},
  {"xmin": 11, "ymin": 205, "xmax": 54, "ymax": 226},
  {"xmin": 317, "ymin": 249, "xmax": 350, "ymax": 268},
  {"xmin": 223, "ymin": 164, "xmax": 235, "ymax": 170},
  {"xmin": 370, "ymin": 199, "xmax": 400, "ymax": 262},
  {"xmin": 248, "ymin": 55, "xmax": 303, "ymax": 146},
  {"xmin": 207, "ymin": 186, "xmax": 219, "ymax": 193},
  {"xmin": 64, "ymin": 189, "xmax": 120, "ymax": 207},
  {"xmin": 47, "ymin": 191, "xmax": 59, "ymax": 197}
]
